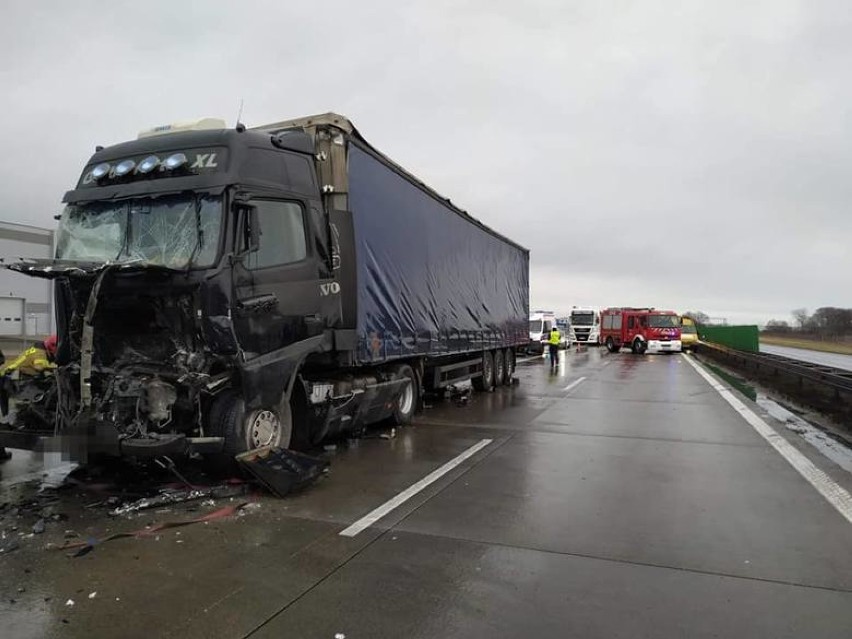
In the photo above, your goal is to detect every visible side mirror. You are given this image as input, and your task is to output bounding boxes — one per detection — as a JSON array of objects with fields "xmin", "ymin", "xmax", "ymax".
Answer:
[{"xmin": 237, "ymin": 204, "xmax": 260, "ymax": 254}]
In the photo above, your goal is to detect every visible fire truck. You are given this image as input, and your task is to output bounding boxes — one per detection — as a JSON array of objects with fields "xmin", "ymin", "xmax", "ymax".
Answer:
[{"xmin": 600, "ymin": 308, "xmax": 682, "ymax": 354}]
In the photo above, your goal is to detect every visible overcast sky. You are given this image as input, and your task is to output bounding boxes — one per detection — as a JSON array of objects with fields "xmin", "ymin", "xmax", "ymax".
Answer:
[{"xmin": 1, "ymin": 0, "xmax": 850, "ymax": 324}]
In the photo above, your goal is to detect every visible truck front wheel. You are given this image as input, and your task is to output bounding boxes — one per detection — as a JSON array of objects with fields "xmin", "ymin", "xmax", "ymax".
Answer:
[
  {"xmin": 631, "ymin": 338, "xmax": 647, "ymax": 355},
  {"xmin": 209, "ymin": 392, "xmax": 293, "ymax": 458}
]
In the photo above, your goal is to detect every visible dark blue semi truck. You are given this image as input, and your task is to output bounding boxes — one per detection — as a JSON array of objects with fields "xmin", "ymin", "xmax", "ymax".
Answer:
[{"xmin": 2, "ymin": 113, "xmax": 529, "ymax": 459}]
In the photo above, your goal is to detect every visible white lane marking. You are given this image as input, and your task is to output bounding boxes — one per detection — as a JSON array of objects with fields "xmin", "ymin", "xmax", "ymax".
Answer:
[
  {"xmin": 563, "ymin": 377, "xmax": 587, "ymax": 392},
  {"xmin": 339, "ymin": 438, "xmax": 494, "ymax": 537},
  {"xmin": 682, "ymin": 354, "xmax": 852, "ymax": 525}
]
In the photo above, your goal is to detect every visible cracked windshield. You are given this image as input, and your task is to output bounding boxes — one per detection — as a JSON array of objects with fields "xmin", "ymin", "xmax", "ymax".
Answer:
[{"xmin": 55, "ymin": 194, "xmax": 222, "ymax": 268}]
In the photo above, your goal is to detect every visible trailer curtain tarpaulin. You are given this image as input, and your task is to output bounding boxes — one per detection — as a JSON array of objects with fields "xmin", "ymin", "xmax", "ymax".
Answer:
[{"xmin": 348, "ymin": 144, "xmax": 529, "ymax": 363}]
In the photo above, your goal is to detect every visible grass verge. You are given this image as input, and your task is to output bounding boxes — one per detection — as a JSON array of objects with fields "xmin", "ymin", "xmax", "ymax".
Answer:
[{"xmin": 760, "ymin": 335, "xmax": 852, "ymax": 356}]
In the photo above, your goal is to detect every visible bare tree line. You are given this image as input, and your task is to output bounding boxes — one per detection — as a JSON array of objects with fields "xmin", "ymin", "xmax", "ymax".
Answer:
[{"xmin": 765, "ymin": 307, "xmax": 852, "ymax": 340}]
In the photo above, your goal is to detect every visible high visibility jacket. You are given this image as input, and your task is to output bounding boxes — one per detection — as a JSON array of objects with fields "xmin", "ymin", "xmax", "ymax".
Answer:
[
  {"xmin": 0, "ymin": 346, "xmax": 55, "ymax": 377},
  {"xmin": 548, "ymin": 329, "xmax": 561, "ymax": 345}
]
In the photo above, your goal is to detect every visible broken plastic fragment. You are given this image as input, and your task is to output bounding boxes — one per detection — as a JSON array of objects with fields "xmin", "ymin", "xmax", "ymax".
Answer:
[
  {"xmin": 88, "ymin": 592, "xmax": 97, "ymax": 599},
  {"xmin": 65, "ymin": 599, "xmax": 75, "ymax": 607}
]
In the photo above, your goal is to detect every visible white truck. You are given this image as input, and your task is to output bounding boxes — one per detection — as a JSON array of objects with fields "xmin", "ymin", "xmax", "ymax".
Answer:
[
  {"xmin": 528, "ymin": 311, "xmax": 555, "ymax": 354},
  {"xmin": 569, "ymin": 307, "xmax": 601, "ymax": 345}
]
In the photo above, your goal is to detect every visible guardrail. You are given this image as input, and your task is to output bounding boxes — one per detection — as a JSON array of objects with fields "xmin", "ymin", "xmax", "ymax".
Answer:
[{"xmin": 695, "ymin": 341, "xmax": 852, "ymax": 424}]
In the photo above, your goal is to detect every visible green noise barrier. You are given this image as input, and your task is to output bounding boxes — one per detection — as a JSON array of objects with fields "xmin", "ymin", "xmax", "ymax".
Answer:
[{"xmin": 697, "ymin": 325, "xmax": 760, "ymax": 353}]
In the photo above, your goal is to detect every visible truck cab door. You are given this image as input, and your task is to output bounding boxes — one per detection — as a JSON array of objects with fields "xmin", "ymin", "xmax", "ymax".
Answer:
[{"xmin": 232, "ymin": 198, "xmax": 325, "ymax": 357}]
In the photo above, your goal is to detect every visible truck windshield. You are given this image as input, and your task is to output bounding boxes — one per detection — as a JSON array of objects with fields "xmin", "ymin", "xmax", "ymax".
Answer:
[
  {"xmin": 55, "ymin": 194, "xmax": 222, "ymax": 269},
  {"xmin": 648, "ymin": 314, "xmax": 680, "ymax": 328},
  {"xmin": 571, "ymin": 312, "xmax": 595, "ymax": 325},
  {"xmin": 530, "ymin": 320, "xmax": 543, "ymax": 334}
]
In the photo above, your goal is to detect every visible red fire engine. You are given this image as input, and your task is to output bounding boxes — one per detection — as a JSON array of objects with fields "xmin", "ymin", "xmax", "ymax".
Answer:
[{"xmin": 600, "ymin": 308, "xmax": 682, "ymax": 354}]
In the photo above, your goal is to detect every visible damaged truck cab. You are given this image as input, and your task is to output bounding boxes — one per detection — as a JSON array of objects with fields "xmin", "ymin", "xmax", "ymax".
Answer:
[{"xmin": 3, "ymin": 114, "xmax": 529, "ymax": 460}]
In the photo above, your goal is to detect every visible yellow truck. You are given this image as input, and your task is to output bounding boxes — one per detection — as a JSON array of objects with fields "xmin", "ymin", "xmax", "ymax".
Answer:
[{"xmin": 680, "ymin": 316, "xmax": 698, "ymax": 350}]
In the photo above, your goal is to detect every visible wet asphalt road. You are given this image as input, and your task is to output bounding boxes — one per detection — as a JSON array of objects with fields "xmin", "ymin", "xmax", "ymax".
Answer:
[
  {"xmin": 760, "ymin": 343, "xmax": 852, "ymax": 372},
  {"xmin": 2, "ymin": 348, "xmax": 852, "ymax": 638}
]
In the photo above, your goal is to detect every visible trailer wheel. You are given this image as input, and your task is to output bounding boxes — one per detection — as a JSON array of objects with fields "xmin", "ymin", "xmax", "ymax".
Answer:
[
  {"xmin": 606, "ymin": 337, "xmax": 619, "ymax": 353},
  {"xmin": 503, "ymin": 348, "xmax": 515, "ymax": 385},
  {"xmin": 390, "ymin": 364, "xmax": 418, "ymax": 426},
  {"xmin": 631, "ymin": 337, "xmax": 647, "ymax": 355},
  {"xmin": 473, "ymin": 351, "xmax": 495, "ymax": 392},
  {"xmin": 493, "ymin": 350, "xmax": 505, "ymax": 388},
  {"xmin": 209, "ymin": 392, "xmax": 293, "ymax": 459}
]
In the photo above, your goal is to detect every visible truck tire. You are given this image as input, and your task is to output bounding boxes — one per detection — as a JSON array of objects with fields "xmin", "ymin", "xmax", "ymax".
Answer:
[
  {"xmin": 209, "ymin": 392, "xmax": 293, "ymax": 458},
  {"xmin": 502, "ymin": 348, "xmax": 515, "ymax": 385},
  {"xmin": 606, "ymin": 337, "xmax": 619, "ymax": 353},
  {"xmin": 631, "ymin": 337, "xmax": 647, "ymax": 355},
  {"xmin": 473, "ymin": 350, "xmax": 495, "ymax": 392},
  {"xmin": 493, "ymin": 350, "xmax": 505, "ymax": 388},
  {"xmin": 390, "ymin": 364, "xmax": 418, "ymax": 426}
]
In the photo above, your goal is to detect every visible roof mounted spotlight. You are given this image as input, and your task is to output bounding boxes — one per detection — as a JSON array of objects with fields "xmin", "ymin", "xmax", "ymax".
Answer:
[
  {"xmin": 163, "ymin": 152, "xmax": 188, "ymax": 170},
  {"xmin": 137, "ymin": 155, "xmax": 160, "ymax": 174},
  {"xmin": 91, "ymin": 162, "xmax": 111, "ymax": 180},
  {"xmin": 114, "ymin": 159, "xmax": 136, "ymax": 177}
]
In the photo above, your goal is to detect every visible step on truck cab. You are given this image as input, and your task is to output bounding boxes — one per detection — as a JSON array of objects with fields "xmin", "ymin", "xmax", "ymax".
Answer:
[
  {"xmin": 600, "ymin": 308, "xmax": 682, "ymax": 354},
  {"xmin": 569, "ymin": 307, "xmax": 601, "ymax": 345},
  {"xmin": 1, "ymin": 114, "xmax": 529, "ymax": 461}
]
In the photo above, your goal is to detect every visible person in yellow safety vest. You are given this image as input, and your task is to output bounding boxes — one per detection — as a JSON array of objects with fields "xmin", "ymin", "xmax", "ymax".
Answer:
[
  {"xmin": 548, "ymin": 326, "xmax": 561, "ymax": 368},
  {"xmin": 0, "ymin": 335, "xmax": 57, "ymax": 462},
  {"xmin": 0, "ymin": 339, "xmax": 57, "ymax": 377}
]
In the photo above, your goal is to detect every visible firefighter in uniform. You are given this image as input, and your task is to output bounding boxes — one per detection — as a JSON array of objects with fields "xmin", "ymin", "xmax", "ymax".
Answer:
[
  {"xmin": 548, "ymin": 325, "xmax": 561, "ymax": 368},
  {"xmin": 0, "ymin": 336, "xmax": 57, "ymax": 461}
]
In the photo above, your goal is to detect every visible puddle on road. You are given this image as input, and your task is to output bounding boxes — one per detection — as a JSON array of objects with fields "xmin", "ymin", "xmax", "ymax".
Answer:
[
  {"xmin": 701, "ymin": 360, "xmax": 852, "ymax": 475},
  {"xmin": 756, "ymin": 397, "xmax": 852, "ymax": 474}
]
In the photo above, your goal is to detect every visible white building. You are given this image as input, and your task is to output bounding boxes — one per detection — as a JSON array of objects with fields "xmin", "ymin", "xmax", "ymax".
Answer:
[{"xmin": 0, "ymin": 221, "xmax": 54, "ymax": 337}]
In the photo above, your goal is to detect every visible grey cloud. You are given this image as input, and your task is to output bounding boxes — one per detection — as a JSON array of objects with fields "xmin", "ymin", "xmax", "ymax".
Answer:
[{"xmin": 1, "ymin": 0, "xmax": 850, "ymax": 324}]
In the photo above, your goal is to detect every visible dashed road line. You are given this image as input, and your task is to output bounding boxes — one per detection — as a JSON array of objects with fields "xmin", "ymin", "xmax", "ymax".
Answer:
[
  {"xmin": 339, "ymin": 438, "xmax": 494, "ymax": 537},
  {"xmin": 563, "ymin": 376, "xmax": 587, "ymax": 393}
]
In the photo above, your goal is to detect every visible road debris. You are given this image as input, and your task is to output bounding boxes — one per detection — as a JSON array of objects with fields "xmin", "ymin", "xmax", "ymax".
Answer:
[
  {"xmin": 108, "ymin": 484, "xmax": 248, "ymax": 517},
  {"xmin": 236, "ymin": 446, "xmax": 329, "ymax": 498},
  {"xmin": 57, "ymin": 503, "xmax": 247, "ymax": 557},
  {"xmin": 0, "ymin": 538, "xmax": 20, "ymax": 554}
]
